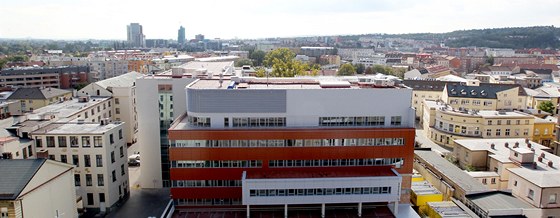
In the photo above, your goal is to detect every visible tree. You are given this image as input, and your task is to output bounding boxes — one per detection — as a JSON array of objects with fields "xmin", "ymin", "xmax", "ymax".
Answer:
[
  {"xmin": 486, "ymin": 55, "xmax": 495, "ymax": 65},
  {"xmin": 235, "ymin": 59, "xmax": 253, "ymax": 67},
  {"xmin": 364, "ymin": 66, "xmax": 374, "ymax": 74},
  {"xmin": 250, "ymin": 50, "xmax": 266, "ymax": 66},
  {"xmin": 372, "ymin": 65, "xmax": 388, "ymax": 74},
  {"xmin": 538, "ymin": 101, "xmax": 555, "ymax": 114},
  {"xmin": 7, "ymin": 55, "xmax": 28, "ymax": 62},
  {"xmin": 263, "ymin": 48, "xmax": 305, "ymax": 77},
  {"xmin": 354, "ymin": 63, "xmax": 365, "ymax": 74},
  {"xmin": 337, "ymin": 63, "xmax": 356, "ymax": 76},
  {"xmin": 0, "ymin": 59, "xmax": 7, "ymax": 70}
]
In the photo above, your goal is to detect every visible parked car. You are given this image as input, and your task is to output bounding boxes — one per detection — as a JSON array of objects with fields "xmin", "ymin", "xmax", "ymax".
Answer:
[{"xmin": 128, "ymin": 154, "xmax": 140, "ymax": 166}]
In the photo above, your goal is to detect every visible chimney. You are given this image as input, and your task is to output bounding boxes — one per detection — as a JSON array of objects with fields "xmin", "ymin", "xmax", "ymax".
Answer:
[
  {"xmin": 36, "ymin": 149, "xmax": 49, "ymax": 159},
  {"xmin": 505, "ymin": 143, "xmax": 509, "ymax": 148},
  {"xmin": 548, "ymin": 161, "xmax": 554, "ymax": 168},
  {"xmin": 514, "ymin": 142, "xmax": 519, "ymax": 147},
  {"xmin": 491, "ymin": 143, "xmax": 495, "ymax": 149}
]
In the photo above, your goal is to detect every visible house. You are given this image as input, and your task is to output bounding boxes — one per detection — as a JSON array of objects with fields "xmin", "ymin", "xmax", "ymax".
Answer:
[{"xmin": 7, "ymin": 87, "xmax": 72, "ymax": 112}]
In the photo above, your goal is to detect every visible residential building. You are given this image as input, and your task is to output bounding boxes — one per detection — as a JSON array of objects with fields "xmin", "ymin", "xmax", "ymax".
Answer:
[
  {"xmin": 195, "ymin": 34, "xmax": 204, "ymax": 41},
  {"xmin": 533, "ymin": 117, "xmax": 556, "ymax": 147},
  {"xmin": 78, "ymin": 72, "xmax": 141, "ymax": 146},
  {"xmin": 526, "ymin": 86, "xmax": 560, "ymax": 115},
  {"xmin": 453, "ymin": 138, "xmax": 551, "ymax": 189},
  {"xmin": 0, "ymin": 136, "xmax": 33, "ymax": 159},
  {"xmin": 0, "ymin": 66, "xmax": 90, "ymax": 89},
  {"xmin": 425, "ymin": 100, "xmax": 535, "ymax": 147},
  {"xmin": 479, "ymin": 66, "xmax": 513, "ymax": 76},
  {"xmin": 31, "ymin": 122, "xmax": 129, "ymax": 212},
  {"xmin": 7, "ymin": 87, "xmax": 72, "ymax": 112},
  {"xmin": 127, "ymin": 23, "xmax": 145, "ymax": 48},
  {"xmin": 299, "ymin": 46, "xmax": 335, "ymax": 58},
  {"xmin": 403, "ymin": 80, "xmax": 460, "ymax": 120},
  {"xmin": 88, "ymin": 58, "xmax": 129, "ymax": 80},
  {"xmin": 452, "ymin": 138, "xmax": 560, "ymax": 217},
  {"xmin": 0, "ymin": 159, "xmax": 78, "ymax": 218},
  {"xmin": 442, "ymin": 81, "xmax": 528, "ymax": 111},
  {"xmin": 0, "ymin": 100, "xmax": 22, "ymax": 119},
  {"xmin": 166, "ymin": 76, "xmax": 415, "ymax": 216}
]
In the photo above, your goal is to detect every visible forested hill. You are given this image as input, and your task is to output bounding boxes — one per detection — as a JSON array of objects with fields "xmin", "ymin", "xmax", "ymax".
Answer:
[{"xmin": 385, "ymin": 26, "xmax": 560, "ymax": 49}]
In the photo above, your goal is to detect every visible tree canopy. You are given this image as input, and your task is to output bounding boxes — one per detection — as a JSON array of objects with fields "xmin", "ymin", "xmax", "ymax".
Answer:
[
  {"xmin": 354, "ymin": 63, "xmax": 365, "ymax": 74},
  {"xmin": 538, "ymin": 101, "xmax": 555, "ymax": 114},
  {"xmin": 250, "ymin": 50, "xmax": 266, "ymax": 66},
  {"xmin": 337, "ymin": 63, "xmax": 356, "ymax": 76},
  {"xmin": 263, "ymin": 48, "xmax": 305, "ymax": 77},
  {"xmin": 234, "ymin": 58, "xmax": 253, "ymax": 67}
]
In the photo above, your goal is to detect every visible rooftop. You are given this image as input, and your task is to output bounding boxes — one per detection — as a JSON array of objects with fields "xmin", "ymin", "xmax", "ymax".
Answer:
[
  {"xmin": 454, "ymin": 138, "xmax": 551, "ymax": 158},
  {"xmin": 415, "ymin": 150, "xmax": 489, "ymax": 193},
  {"xmin": 465, "ymin": 191, "xmax": 534, "ymax": 213},
  {"xmin": 188, "ymin": 75, "xmax": 404, "ymax": 90},
  {"xmin": 403, "ymin": 80, "xmax": 460, "ymax": 91},
  {"xmin": 245, "ymin": 166, "xmax": 397, "ymax": 179},
  {"xmin": 426, "ymin": 201, "xmax": 472, "ymax": 218},
  {"xmin": 445, "ymin": 83, "xmax": 527, "ymax": 99},
  {"xmin": 23, "ymin": 96, "xmax": 110, "ymax": 122},
  {"xmin": 0, "ymin": 159, "xmax": 45, "ymax": 200},
  {"xmin": 8, "ymin": 87, "xmax": 71, "ymax": 100},
  {"xmin": 411, "ymin": 181, "xmax": 441, "ymax": 195},
  {"xmin": 32, "ymin": 122, "xmax": 122, "ymax": 135},
  {"xmin": 95, "ymin": 71, "xmax": 143, "ymax": 89}
]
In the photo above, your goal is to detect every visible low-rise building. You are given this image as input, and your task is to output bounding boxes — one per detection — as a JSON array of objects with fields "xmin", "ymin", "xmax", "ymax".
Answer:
[
  {"xmin": 0, "ymin": 66, "xmax": 90, "ymax": 89},
  {"xmin": 0, "ymin": 159, "xmax": 78, "ymax": 218},
  {"xmin": 425, "ymin": 201, "xmax": 473, "ymax": 218},
  {"xmin": 0, "ymin": 136, "xmax": 33, "ymax": 159},
  {"xmin": 31, "ymin": 122, "xmax": 129, "ymax": 213},
  {"xmin": 464, "ymin": 191, "xmax": 538, "ymax": 218},
  {"xmin": 442, "ymin": 81, "xmax": 528, "ymax": 112},
  {"xmin": 425, "ymin": 101, "xmax": 534, "ymax": 147},
  {"xmin": 7, "ymin": 87, "xmax": 72, "ymax": 112},
  {"xmin": 403, "ymin": 80, "xmax": 459, "ymax": 120}
]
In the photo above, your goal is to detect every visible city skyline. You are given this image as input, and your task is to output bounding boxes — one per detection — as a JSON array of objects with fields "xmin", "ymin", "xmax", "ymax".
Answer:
[{"xmin": 0, "ymin": 0, "xmax": 559, "ymax": 40}]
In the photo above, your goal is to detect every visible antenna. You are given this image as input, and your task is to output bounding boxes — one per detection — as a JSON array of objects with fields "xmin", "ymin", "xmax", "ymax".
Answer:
[{"xmin": 219, "ymin": 73, "xmax": 223, "ymax": 88}]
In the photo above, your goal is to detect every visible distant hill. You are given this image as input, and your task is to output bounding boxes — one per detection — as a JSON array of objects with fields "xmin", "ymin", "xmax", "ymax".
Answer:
[{"xmin": 365, "ymin": 26, "xmax": 560, "ymax": 49}]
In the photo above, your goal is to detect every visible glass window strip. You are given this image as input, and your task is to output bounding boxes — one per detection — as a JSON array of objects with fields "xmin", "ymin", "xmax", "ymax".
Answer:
[
  {"xmin": 173, "ymin": 138, "xmax": 405, "ymax": 147},
  {"xmin": 248, "ymin": 187, "xmax": 392, "ymax": 197}
]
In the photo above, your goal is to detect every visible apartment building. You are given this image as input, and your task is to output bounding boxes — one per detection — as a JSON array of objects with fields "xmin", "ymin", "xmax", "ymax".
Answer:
[
  {"xmin": 31, "ymin": 121, "xmax": 129, "ymax": 212},
  {"xmin": 403, "ymin": 80, "xmax": 460, "ymax": 120},
  {"xmin": 166, "ymin": 76, "xmax": 415, "ymax": 216},
  {"xmin": 533, "ymin": 117, "xmax": 556, "ymax": 148},
  {"xmin": 425, "ymin": 101, "xmax": 534, "ymax": 147},
  {"xmin": 7, "ymin": 87, "xmax": 72, "ymax": 112},
  {"xmin": 78, "ymin": 72, "xmax": 141, "ymax": 146},
  {"xmin": 452, "ymin": 138, "xmax": 560, "ymax": 217},
  {"xmin": 442, "ymin": 81, "xmax": 528, "ymax": 111},
  {"xmin": 0, "ymin": 136, "xmax": 33, "ymax": 159},
  {"xmin": 0, "ymin": 66, "xmax": 90, "ymax": 89},
  {"xmin": 0, "ymin": 159, "xmax": 78, "ymax": 218}
]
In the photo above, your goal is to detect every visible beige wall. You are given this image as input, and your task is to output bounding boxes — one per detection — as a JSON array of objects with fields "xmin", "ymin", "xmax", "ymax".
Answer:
[{"xmin": 412, "ymin": 90, "xmax": 442, "ymax": 118}]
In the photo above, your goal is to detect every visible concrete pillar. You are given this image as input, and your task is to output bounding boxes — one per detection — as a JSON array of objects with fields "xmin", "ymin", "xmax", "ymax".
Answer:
[
  {"xmin": 358, "ymin": 202, "xmax": 362, "ymax": 217},
  {"xmin": 321, "ymin": 203, "xmax": 325, "ymax": 218},
  {"xmin": 246, "ymin": 205, "xmax": 250, "ymax": 218},
  {"xmin": 284, "ymin": 204, "xmax": 288, "ymax": 218},
  {"xmin": 393, "ymin": 201, "xmax": 399, "ymax": 216}
]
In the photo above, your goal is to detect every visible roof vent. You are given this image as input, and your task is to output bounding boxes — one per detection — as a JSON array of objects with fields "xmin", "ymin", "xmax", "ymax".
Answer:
[
  {"xmin": 77, "ymin": 119, "xmax": 85, "ymax": 124},
  {"xmin": 491, "ymin": 143, "xmax": 495, "ymax": 149},
  {"xmin": 505, "ymin": 143, "xmax": 509, "ymax": 148},
  {"xmin": 514, "ymin": 142, "xmax": 519, "ymax": 147},
  {"xmin": 538, "ymin": 156, "xmax": 543, "ymax": 162},
  {"xmin": 548, "ymin": 161, "xmax": 554, "ymax": 168},
  {"xmin": 541, "ymin": 153, "xmax": 545, "ymax": 158},
  {"xmin": 527, "ymin": 143, "xmax": 532, "ymax": 148},
  {"xmin": 513, "ymin": 143, "xmax": 519, "ymax": 148}
]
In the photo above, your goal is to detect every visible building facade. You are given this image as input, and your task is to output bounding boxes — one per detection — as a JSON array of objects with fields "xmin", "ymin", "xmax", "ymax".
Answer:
[
  {"xmin": 31, "ymin": 122, "xmax": 129, "ymax": 212},
  {"xmin": 166, "ymin": 77, "xmax": 415, "ymax": 215},
  {"xmin": 127, "ymin": 23, "xmax": 145, "ymax": 48}
]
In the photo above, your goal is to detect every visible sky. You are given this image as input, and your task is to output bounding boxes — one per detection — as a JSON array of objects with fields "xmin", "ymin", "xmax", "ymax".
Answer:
[{"xmin": 0, "ymin": 0, "xmax": 559, "ymax": 40}]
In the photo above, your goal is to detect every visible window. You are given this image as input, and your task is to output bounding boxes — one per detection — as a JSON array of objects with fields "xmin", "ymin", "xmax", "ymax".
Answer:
[
  {"xmin": 505, "ymin": 129, "xmax": 510, "ymax": 136},
  {"xmin": 72, "ymin": 155, "xmax": 79, "ymax": 167},
  {"xmin": 516, "ymin": 120, "xmax": 520, "ymax": 125},
  {"xmin": 506, "ymin": 120, "xmax": 511, "ymax": 125},
  {"xmin": 70, "ymin": 136, "xmax": 79, "ymax": 147},
  {"xmin": 486, "ymin": 129, "xmax": 492, "ymax": 136},
  {"xmin": 97, "ymin": 174, "xmax": 104, "ymax": 186},
  {"xmin": 523, "ymin": 129, "xmax": 529, "ymax": 136},
  {"xmin": 528, "ymin": 189, "xmax": 534, "ymax": 200},
  {"xmin": 390, "ymin": 116, "xmax": 402, "ymax": 126},
  {"xmin": 497, "ymin": 120, "xmax": 502, "ymax": 125},
  {"xmin": 115, "ymin": 98, "xmax": 119, "ymax": 104},
  {"xmin": 112, "ymin": 170, "xmax": 117, "ymax": 182},
  {"xmin": 110, "ymin": 134, "xmax": 114, "ymax": 144},
  {"xmin": 514, "ymin": 180, "xmax": 518, "ymax": 186},
  {"xmin": 111, "ymin": 151, "xmax": 115, "ymax": 163},
  {"xmin": 96, "ymin": 155, "xmax": 103, "ymax": 167},
  {"xmin": 496, "ymin": 129, "xmax": 501, "ymax": 136},
  {"xmin": 35, "ymin": 137, "xmax": 42, "ymax": 147},
  {"xmin": 119, "ymin": 146, "xmax": 124, "ymax": 158},
  {"xmin": 550, "ymin": 194, "xmax": 557, "ymax": 204},
  {"xmin": 60, "ymin": 154, "xmax": 67, "ymax": 163},
  {"xmin": 115, "ymin": 108, "xmax": 120, "ymax": 114},
  {"xmin": 482, "ymin": 178, "xmax": 487, "ymax": 184},
  {"xmin": 121, "ymin": 164, "xmax": 125, "ymax": 176},
  {"xmin": 48, "ymin": 155, "xmax": 55, "ymax": 160},
  {"xmin": 86, "ymin": 174, "xmax": 92, "ymax": 186},
  {"xmin": 84, "ymin": 155, "xmax": 91, "ymax": 167},
  {"xmin": 58, "ymin": 136, "xmax": 67, "ymax": 147},
  {"xmin": 46, "ymin": 136, "xmax": 55, "ymax": 147},
  {"xmin": 94, "ymin": 136, "xmax": 102, "ymax": 147},
  {"xmin": 82, "ymin": 136, "xmax": 91, "ymax": 147},
  {"xmin": 491, "ymin": 178, "xmax": 496, "ymax": 184},
  {"xmin": 75, "ymin": 174, "xmax": 81, "ymax": 186},
  {"xmin": 87, "ymin": 193, "xmax": 94, "ymax": 205},
  {"xmin": 118, "ymin": 129, "xmax": 123, "ymax": 139},
  {"xmin": 488, "ymin": 120, "xmax": 492, "ymax": 125},
  {"xmin": 99, "ymin": 193, "xmax": 105, "ymax": 203}
]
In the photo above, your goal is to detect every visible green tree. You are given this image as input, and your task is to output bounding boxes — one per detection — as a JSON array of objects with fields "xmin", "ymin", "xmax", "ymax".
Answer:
[
  {"xmin": 372, "ymin": 65, "xmax": 388, "ymax": 74},
  {"xmin": 486, "ymin": 56, "xmax": 495, "ymax": 65},
  {"xmin": 255, "ymin": 67, "xmax": 266, "ymax": 77},
  {"xmin": 538, "ymin": 101, "xmax": 555, "ymax": 114},
  {"xmin": 364, "ymin": 66, "xmax": 374, "ymax": 74},
  {"xmin": 263, "ymin": 48, "xmax": 305, "ymax": 77},
  {"xmin": 250, "ymin": 50, "xmax": 266, "ymax": 66},
  {"xmin": 0, "ymin": 59, "xmax": 7, "ymax": 70},
  {"xmin": 354, "ymin": 63, "xmax": 365, "ymax": 74},
  {"xmin": 7, "ymin": 55, "xmax": 28, "ymax": 62},
  {"xmin": 337, "ymin": 63, "xmax": 356, "ymax": 76},
  {"xmin": 235, "ymin": 58, "xmax": 254, "ymax": 67}
]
